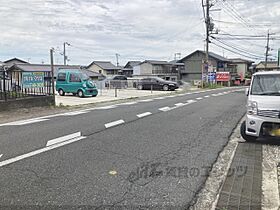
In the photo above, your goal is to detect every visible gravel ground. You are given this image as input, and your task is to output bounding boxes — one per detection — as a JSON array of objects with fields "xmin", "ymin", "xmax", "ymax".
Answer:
[{"xmin": 262, "ymin": 144, "xmax": 280, "ymax": 210}]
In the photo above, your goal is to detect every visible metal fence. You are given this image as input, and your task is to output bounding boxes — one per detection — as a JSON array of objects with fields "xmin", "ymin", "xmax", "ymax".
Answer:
[{"xmin": 0, "ymin": 70, "xmax": 53, "ymax": 102}]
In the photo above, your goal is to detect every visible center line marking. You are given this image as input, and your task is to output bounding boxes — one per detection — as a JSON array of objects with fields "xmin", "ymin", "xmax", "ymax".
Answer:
[
  {"xmin": 137, "ymin": 112, "xmax": 152, "ymax": 118},
  {"xmin": 105, "ymin": 120, "xmax": 125, "ymax": 128},
  {"xmin": 175, "ymin": 103, "xmax": 185, "ymax": 107},
  {"xmin": 187, "ymin": 100, "xmax": 197, "ymax": 103},
  {"xmin": 0, "ymin": 134, "xmax": 86, "ymax": 168},
  {"xmin": 196, "ymin": 97, "xmax": 203, "ymax": 100},
  {"xmin": 159, "ymin": 107, "xmax": 171, "ymax": 112},
  {"xmin": 204, "ymin": 95, "xmax": 210, "ymax": 98},
  {"xmin": 46, "ymin": 132, "xmax": 83, "ymax": 147}
]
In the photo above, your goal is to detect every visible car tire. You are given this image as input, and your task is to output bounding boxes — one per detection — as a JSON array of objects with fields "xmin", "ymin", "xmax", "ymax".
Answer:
[
  {"xmin": 58, "ymin": 89, "xmax": 65, "ymax": 96},
  {"xmin": 77, "ymin": 90, "xmax": 84, "ymax": 98},
  {"xmin": 240, "ymin": 121, "xmax": 257, "ymax": 142},
  {"xmin": 137, "ymin": 84, "xmax": 143, "ymax": 90},
  {"xmin": 163, "ymin": 85, "xmax": 169, "ymax": 91}
]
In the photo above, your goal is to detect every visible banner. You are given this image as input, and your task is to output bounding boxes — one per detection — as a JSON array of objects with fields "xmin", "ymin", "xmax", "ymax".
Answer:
[
  {"xmin": 216, "ymin": 72, "xmax": 230, "ymax": 82},
  {"xmin": 22, "ymin": 72, "xmax": 44, "ymax": 88}
]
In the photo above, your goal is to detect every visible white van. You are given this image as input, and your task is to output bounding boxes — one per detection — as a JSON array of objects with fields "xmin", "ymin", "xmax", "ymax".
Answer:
[{"xmin": 241, "ymin": 71, "xmax": 280, "ymax": 141}]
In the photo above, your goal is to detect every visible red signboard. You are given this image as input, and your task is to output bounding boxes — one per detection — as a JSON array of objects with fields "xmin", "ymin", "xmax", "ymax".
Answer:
[{"xmin": 216, "ymin": 72, "xmax": 230, "ymax": 82}]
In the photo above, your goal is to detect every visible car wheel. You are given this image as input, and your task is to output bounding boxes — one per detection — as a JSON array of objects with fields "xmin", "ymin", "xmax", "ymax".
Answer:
[
  {"xmin": 163, "ymin": 85, "xmax": 169, "ymax": 91},
  {"xmin": 137, "ymin": 84, "xmax": 143, "ymax": 90},
  {"xmin": 77, "ymin": 90, "xmax": 84, "ymax": 98},
  {"xmin": 240, "ymin": 121, "xmax": 257, "ymax": 142},
  {"xmin": 58, "ymin": 89, "xmax": 65, "ymax": 96}
]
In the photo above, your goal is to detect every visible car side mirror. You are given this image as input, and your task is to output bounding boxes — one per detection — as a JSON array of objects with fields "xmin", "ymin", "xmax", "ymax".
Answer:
[{"xmin": 245, "ymin": 88, "xmax": 249, "ymax": 96}]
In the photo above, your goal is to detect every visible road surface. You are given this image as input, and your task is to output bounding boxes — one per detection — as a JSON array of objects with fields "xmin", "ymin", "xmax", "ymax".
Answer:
[{"xmin": 0, "ymin": 88, "xmax": 246, "ymax": 209}]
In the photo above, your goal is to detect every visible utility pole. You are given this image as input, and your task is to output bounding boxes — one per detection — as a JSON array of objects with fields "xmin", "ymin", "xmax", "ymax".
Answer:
[
  {"xmin": 205, "ymin": 0, "xmax": 210, "ymax": 65},
  {"xmin": 115, "ymin": 53, "xmax": 120, "ymax": 66},
  {"xmin": 265, "ymin": 31, "xmax": 270, "ymax": 70},
  {"xmin": 63, "ymin": 42, "xmax": 70, "ymax": 65},
  {"xmin": 50, "ymin": 48, "xmax": 55, "ymax": 98}
]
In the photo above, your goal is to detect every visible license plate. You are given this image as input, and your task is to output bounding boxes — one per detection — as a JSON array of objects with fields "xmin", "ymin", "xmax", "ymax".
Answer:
[{"xmin": 269, "ymin": 128, "xmax": 280, "ymax": 137}]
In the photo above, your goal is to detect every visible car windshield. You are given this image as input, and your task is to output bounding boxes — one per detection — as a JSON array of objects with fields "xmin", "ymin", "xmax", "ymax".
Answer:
[
  {"xmin": 79, "ymin": 73, "xmax": 90, "ymax": 81},
  {"xmin": 251, "ymin": 74, "xmax": 280, "ymax": 96}
]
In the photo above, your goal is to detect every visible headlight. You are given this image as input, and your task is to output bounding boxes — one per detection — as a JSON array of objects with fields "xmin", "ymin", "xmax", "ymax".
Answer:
[
  {"xmin": 82, "ymin": 83, "xmax": 87, "ymax": 88},
  {"xmin": 247, "ymin": 101, "xmax": 258, "ymax": 115}
]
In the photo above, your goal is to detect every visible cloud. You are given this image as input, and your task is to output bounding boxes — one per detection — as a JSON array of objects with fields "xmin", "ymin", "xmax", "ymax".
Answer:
[{"xmin": 0, "ymin": 0, "xmax": 279, "ymax": 65}]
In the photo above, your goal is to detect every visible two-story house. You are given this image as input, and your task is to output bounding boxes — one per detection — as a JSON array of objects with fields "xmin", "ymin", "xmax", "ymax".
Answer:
[
  {"xmin": 87, "ymin": 61, "xmax": 121, "ymax": 76},
  {"xmin": 133, "ymin": 60, "xmax": 179, "ymax": 81}
]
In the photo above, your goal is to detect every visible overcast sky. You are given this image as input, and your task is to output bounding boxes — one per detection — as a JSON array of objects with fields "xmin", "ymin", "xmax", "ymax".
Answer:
[{"xmin": 0, "ymin": 0, "xmax": 279, "ymax": 66}]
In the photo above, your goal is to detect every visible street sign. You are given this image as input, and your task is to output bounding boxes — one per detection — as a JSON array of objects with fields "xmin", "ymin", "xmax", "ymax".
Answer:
[
  {"xmin": 22, "ymin": 72, "xmax": 44, "ymax": 88},
  {"xmin": 208, "ymin": 72, "xmax": 216, "ymax": 82},
  {"xmin": 216, "ymin": 72, "xmax": 230, "ymax": 82}
]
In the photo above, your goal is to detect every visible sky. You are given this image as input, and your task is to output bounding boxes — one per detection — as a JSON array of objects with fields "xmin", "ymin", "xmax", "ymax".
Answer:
[{"xmin": 0, "ymin": 0, "xmax": 279, "ymax": 66}]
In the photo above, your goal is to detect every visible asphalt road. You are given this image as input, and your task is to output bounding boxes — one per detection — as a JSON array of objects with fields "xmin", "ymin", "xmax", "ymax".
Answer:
[{"xmin": 0, "ymin": 87, "xmax": 246, "ymax": 209}]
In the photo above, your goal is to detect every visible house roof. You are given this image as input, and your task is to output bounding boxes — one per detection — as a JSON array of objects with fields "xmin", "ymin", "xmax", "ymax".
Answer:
[
  {"xmin": 9, "ymin": 64, "xmax": 81, "ymax": 77},
  {"xmin": 124, "ymin": 61, "xmax": 141, "ymax": 69},
  {"xmin": 83, "ymin": 69, "xmax": 105, "ymax": 78},
  {"xmin": 180, "ymin": 50, "xmax": 229, "ymax": 62},
  {"xmin": 169, "ymin": 60, "xmax": 185, "ymax": 66},
  {"xmin": 140, "ymin": 60, "xmax": 170, "ymax": 65},
  {"xmin": 87, "ymin": 61, "xmax": 121, "ymax": 70},
  {"xmin": 229, "ymin": 58, "xmax": 254, "ymax": 64},
  {"xmin": 4, "ymin": 58, "xmax": 29, "ymax": 64}
]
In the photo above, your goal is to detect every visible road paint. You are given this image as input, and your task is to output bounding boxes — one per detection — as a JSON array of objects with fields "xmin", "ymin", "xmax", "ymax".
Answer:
[
  {"xmin": 159, "ymin": 107, "xmax": 171, "ymax": 112},
  {"xmin": 118, "ymin": 102, "xmax": 138, "ymax": 105},
  {"xmin": 155, "ymin": 97, "xmax": 166, "ymax": 100},
  {"xmin": 0, "ymin": 154, "xmax": 2, "ymax": 159},
  {"xmin": 60, "ymin": 111, "xmax": 89, "ymax": 116},
  {"xmin": 95, "ymin": 105, "xmax": 116, "ymax": 110},
  {"xmin": 139, "ymin": 99, "xmax": 154, "ymax": 102},
  {"xmin": 0, "ymin": 134, "xmax": 86, "ymax": 168},
  {"xmin": 175, "ymin": 103, "xmax": 185, "ymax": 107},
  {"xmin": 204, "ymin": 95, "xmax": 210, "ymax": 98},
  {"xmin": 0, "ymin": 118, "xmax": 49, "ymax": 126},
  {"xmin": 46, "ymin": 132, "xmax": 82, "ymax": 147},
  {"xmin": 196, "ymin": 97, "xmax": 203, "ymax": 100},
  {"xmin": 105, "ymin": 119, "xmax": 125, "ymax": 128},
  {"xmin": 187, "ymin": 99, "xmax": 197, "ymax": 103},
  {"xmin": 137, "ymin": 112, "xmax": 152, "ymax": 118},
  {"xmin": 109, "ymin": 170, "xmax": 117, "ymax": 175}
]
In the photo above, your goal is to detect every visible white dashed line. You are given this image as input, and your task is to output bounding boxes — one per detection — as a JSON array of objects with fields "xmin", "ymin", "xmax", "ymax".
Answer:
[
  {"xmin": 118, "ymin": 102, "xmax": 138, "ymax": 105},
  {"xmin": 61, "ymin": 111, "xmax": 89, "ymax": 116},
  {"xmin": 187, "ymin": 99, "xmax": 197, "ymax": 103},
  {"xmin": 105, "ymin": 120, "xmax": 125, "ymax": 128},
  {"xmin": 175, "ymin": 103, "xmax": 185, "ymax": 107},
  {"xmin": 0, "ymin": 118, "xmax": 49, "ymax": 126},
  {"xmin": 0, "ymin": 154, "xmax": 2, "ymax": 159},
  {"xmin": 46, "ymin": 132, "xmax": 83, "ymax": 147},
  {"xmin": 95, "ymin": 105, "xmax": 117, "ymax": 110},
  {"xmin": 196, "ymin": 97, "xmax": 203, "ymax": 100},
  {"xmin": 140, "ymin": 99, "xmax": 154, "ymax": 102},
  {"xmin": 137, "ymin": 112, "xmax": 152, "ymax": 118},
  {"xmin": 0, "ymin": 133, "xmax": 86, "ymax": 168},
  {"xmin": 159, "ymin": 107, "xmax": 171, "ymax": 112},
  {"xmin": 204, "ymin": 95, "xmax": 210, "ymax": 98}
]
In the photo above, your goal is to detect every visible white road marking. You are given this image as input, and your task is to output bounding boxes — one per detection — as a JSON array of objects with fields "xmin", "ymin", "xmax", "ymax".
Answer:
[
  {"xmin": 187, "ymin": 99, "xmax": 197, "ymax": 103},
  {"xmin": 0, "ymin": 118, "xmax": 49, "ymax": 126},
  {"xmin": 204, "ymin": 95, "xmax": 210, "ymax": 98},
  {"xmin": 118, "ymin": 102, "xmax": 138, "ymax": 105},
  {"xmin": 46, "ymin": 132, "xmax": 82, "ymax": 147},
  {"xmin": 175, "ymin": 103, "xmax": 185, "ymax": 107},
  {"xmin": 105, "ymin": 119, "xmax": 125, "ymax": 128},
  {"xmin": 155, "ymin": 97, "xmax": 166, "ymax": 100},
  {"xmin": 61, "ymin": 111, "xmax": 89, "ymax": 116},
  {"xmin": 0, "ymin": 135, "xmax": 86, "ymax": 168},
  {"xmin": 95, "ymin": 105, "xmax": 116, "ymax": 110},
  {"xmin": 0, "ymin": 154, "xmax": 2, "ymax": 159},
  {"xmin": 139, "ymin": 99, "xmax": 154, "ymax": 102},
  {"xmin": 159, "ymin": 107, "xmax": 171, "ymax": 112},
  {"xmin": 196, "ymin": 97, "xmax": 203, "ymax": 100},
  {"xmin": 137, "ymin": 112, "xmax": 152, "ymax": 118}
]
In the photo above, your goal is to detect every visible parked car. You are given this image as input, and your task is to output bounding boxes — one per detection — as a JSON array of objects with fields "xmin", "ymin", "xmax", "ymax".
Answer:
[
  {"xmin": 241, "ymin": 71, "xmax": 280, "ymax": 141},
  {"xmin": 105, "ymin": 75, "xmax": 128, "ymax": 89},
  {"xmin": 137, "ymin": 77, "xmax": 179, "ymax": 91},
  {"xmin": 56, "ymin": 69, "xmax": 98, "ymax": 98}
]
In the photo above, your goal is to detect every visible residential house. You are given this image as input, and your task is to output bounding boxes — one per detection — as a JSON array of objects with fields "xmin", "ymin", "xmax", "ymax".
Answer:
[
  {"xmin": 255, "ymin": 61, "xmax": 280, "ymax": 72},
  {"xmin": 169, "ymin": 60, "xmax": 185, "ymax": 80},
  {"xmin": 133, "ymin": 60, "xmax": 179, "ymax": 81},
  {"xmin": 179, "ymin": 50, "xmax": 233, "ymax": 82},
  {"xmin": 87, "ymin": 61, "xmax": 121, "ymax": 76},
  {"xmin": 122, "ymin": 61, "xmax": 141, "ymax": 77},
  {"xmin": 229, "ymin": 58, "xmax": 254, "ymax": 80},
  {"xmin": 4, "ymin": 58, "xmax": 29, "ymax": 66}
]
